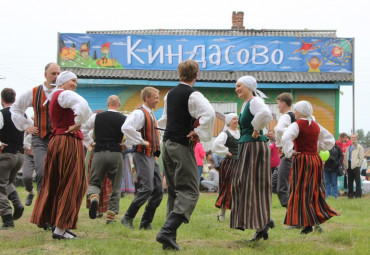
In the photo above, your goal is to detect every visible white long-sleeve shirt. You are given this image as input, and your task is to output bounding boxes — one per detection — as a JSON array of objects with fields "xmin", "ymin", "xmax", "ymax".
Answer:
[
  {"xmin": 0, "ymin": 110, "xmax": 4, "ymax": 146},
  {"xmin": 240, "ymin": 97, "xmax": 272, "ymax": 131},
  {"xmin": 0, "ymin": 111, "xmax": 4, "ymax": 130},
  {"xmin": 158, "ymin": 85, "xmax": 215, "ymax": 142},
  {"xmin": 23, "ymin": 133, "xmax": 32, "ymax": 150},
  {"xmin": 281, "ymin": 119, "xmax": 335, "ymax": 158},
  {"xmin": 212, "ymin": 128, "xmax": 240, "ymax": 156},
  {"xmin": 121, "ymin": 104, "xmax": 156, "ymax": 148},
  {"xmin": 274, "ymin": 111, "xmax": 293, "ymax": 147},
  {"xmin": 81, "ymin": 109, "xmax": 122, "ymax": 148},
  {"xmin": 10, "ymin": 84, "xmax": 54, "ymax": 131},
  {"xmin": 56, "ymin": 89, "xmax": 91, "ymax": 126},
  {"xmin": 81, "ymin": 113, "xmax": 97, "ymax": 147}
]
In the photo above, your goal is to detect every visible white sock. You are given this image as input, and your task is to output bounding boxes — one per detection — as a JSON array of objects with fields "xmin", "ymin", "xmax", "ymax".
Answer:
[
  {"xmin": 54, "ymin": 227, "xmax": 65, "ymax": 235},
  {"xmin": 63, "ymin": 231, "xmax": 75, "ymax": 239}
]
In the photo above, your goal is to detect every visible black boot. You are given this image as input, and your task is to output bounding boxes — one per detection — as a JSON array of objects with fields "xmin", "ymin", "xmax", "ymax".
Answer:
[
  {"xmin": 89, "ymin": 195, "xmax": 99, "ymax": 219},
  {"xmin": 156, "ymin": 212, "xmax": 184, "ymax": 250},
  {"xmin": 25, "ymin": 193, "xmax": 34, "ymax": 206},
  {"xmin": 121, "ymin": 214, "xmax": 134, "ymax": 229},
  {"xmin": 8, "ymin": 191, "xmax": 24, "ymax": 220},
  {"xmin": 0, "ymin": 214, "xmax": 14, "ymax": 230},
  {"xmin": 121, "ymin": 203, "xmax": 140, "ymax": 229},
  {"xmin": 139, "ymin": 204, "xmax": 158, "ymax": 230},
  {"xmin": 246, "ymin": 219, "xmax": 275, "ymax": 242}
]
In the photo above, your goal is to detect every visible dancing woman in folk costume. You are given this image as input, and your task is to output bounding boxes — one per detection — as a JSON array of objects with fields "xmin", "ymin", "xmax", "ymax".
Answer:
[
  {"xmin": 212, "ymin": 113, "xmax": 240, "ymax": 222},
  {"xmin": 30, "ymin": 71, "xmax": 92, "ymax": 239},
  {"xmin": 281, "ymin": 101, "xmax": 340, "ymax": 234},
  {"xmin": 230, "ymin": 75, "xmax": 274, "ymax": 242}
]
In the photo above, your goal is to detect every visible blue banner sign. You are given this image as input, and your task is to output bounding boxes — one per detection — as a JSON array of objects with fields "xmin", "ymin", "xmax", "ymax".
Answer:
[{"xmin": 59, "ymin": 33, "xmax": 353, "ymax": 73}]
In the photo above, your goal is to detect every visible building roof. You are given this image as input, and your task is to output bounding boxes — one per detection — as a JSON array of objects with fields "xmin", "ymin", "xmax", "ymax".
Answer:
[
  {"xmin": 61, "ymin": 29, "xmax": 354, "ymax": 83},
  {"xmin": 86, "ymin": 28, "xmax": 338, "ymax": 37},
  {"xmin": 61, "ymin": 68, "xmax": 353, "ymax": 83}
]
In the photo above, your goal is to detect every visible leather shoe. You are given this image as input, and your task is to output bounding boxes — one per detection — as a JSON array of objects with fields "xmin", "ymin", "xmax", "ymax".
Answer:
[
  {"xmin": 52, "ymin": 232, "xmax": 76, "ymax": 240},
  {"xmin": 300, "ymin": 226, "xmax": 313, "ymax": 234},
  {"xmin": 139, "ymin": 223, "xmax": 153, "ymax": 230},
  {"xmin": 246, "ymin": 219, "xmax": 275, "ymax": 242},
  {"xmin": 121, "ymin": 215, "xmax": 134, "ymax": 229},
  {"xmin": 52, "ymin": 233, "xmax": 66, "ymax": 240},
  {"xmin": 156, "ymin": 232, "xmax": 181, "ymax": 250},
  {"xmin": 89, "ymin": 198, "xmax": 98, "ymax": 219},
  {"xmin": 25, "ymin": 193, "xmax": 34, "ymax": 206}
]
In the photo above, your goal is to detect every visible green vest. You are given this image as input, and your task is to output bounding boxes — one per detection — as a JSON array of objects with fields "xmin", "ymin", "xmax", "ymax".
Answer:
[{"xmin": 239, "ymin": 99, "xmax": 268, "ymax": 143}]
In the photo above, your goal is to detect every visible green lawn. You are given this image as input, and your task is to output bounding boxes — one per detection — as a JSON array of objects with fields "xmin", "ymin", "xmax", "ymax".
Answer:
[{"xmin": 1, "ymin": 188, "xmax": 369, "ymax": 255}]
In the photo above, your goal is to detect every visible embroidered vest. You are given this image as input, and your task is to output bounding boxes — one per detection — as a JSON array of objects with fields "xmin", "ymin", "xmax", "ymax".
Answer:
[
  {"xmin": 135, "ymin": 107, "xmax": 160, "ymax": 157},
  {"xmin": 32, "ymin": 85, "xmax": 52, "ymax": 138},
  {"xmin": 49, "ymin": 90, "xmax": 83, "ymax": 139}
]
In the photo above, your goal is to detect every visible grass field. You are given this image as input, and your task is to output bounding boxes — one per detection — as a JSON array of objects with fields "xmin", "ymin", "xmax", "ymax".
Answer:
[{"xmin": 1, "ymin": 188, "xmax": 369, "ymax": 255}]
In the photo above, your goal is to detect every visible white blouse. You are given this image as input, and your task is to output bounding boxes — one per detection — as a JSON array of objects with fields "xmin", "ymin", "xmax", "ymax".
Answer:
[
  {"xmin": 281, "ymin": 118, "xmax": 335, "ymax": 158},
  {"xmin": 57, "ymin": 89, "xmax": 92, "ymax": 126},
  {"xmin": 274, "ymin": 112, "xmax": 293, "ymax": 147},
  {"xmin": 241, "ymin": 97, "xmax": 272, "ymax": 131},
  {"xmin": 158, "ymin": 86, "xmax": 215, "ymax": 142},
  {"xmin": 212, "ymin": 128, "xmax": 240, "ymax": 156}
]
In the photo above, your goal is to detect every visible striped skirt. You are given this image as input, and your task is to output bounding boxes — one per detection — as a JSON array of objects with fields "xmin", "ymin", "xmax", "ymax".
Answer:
[
  {"xmin": 285, "ymin": 153, "xmax": 340, "ymax": 227},
  {"xmin": 215, "ymin": 157, "xmax": 236, "ymax": 209},
  {"xmin": 30, "ymin": 135, "xmax": 87, "ymax": 230},
  {"xmin": 230, "ymin": 141, "xmax": 271, "ymax": 230},
  {"xmin": 121, "ymin": 154, "xmax": 135, "ymax": 193},
  {"xmin": 85, "ymin": 150, "xmax": 112, "ymax": 213}
]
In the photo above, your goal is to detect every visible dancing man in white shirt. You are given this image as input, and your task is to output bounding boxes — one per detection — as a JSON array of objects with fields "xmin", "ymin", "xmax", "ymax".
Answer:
[
  {"xmin": 83, "ymin": 95, "xmax": 127, "ymax": 224},
  {"xmin": 274, "ymin": 93, "xmax": 295, "ymax": 208},
  {"xmin": 120, "ymin": 87, "xmax": 163, "ymax": 230},
  {"xmin": 10, "ymin": 63, "xmax": 60, "ymax": 205},
  {"xmin": 156, "ymin": 60, "xmax": 215, "ymax": 250}
]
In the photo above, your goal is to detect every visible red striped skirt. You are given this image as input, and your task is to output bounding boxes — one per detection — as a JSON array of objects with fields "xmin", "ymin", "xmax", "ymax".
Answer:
[
  {"xmin": 230, "ymin": 141, "xmax": 271, "ymax": 230},
  {"xmin": 285, "ymin": 153, "xmax": 340, "ymax": 226},
  {"xmin": 85, "ymin": 151, "xmax": 112, "ymax": 213},
  {"xmin": 30, "ymin": 135, "xmax": 87, "ymax": 229},
  {"xmin": 215, "ymin": 157, "xmax": 236, "ymax": 209}
]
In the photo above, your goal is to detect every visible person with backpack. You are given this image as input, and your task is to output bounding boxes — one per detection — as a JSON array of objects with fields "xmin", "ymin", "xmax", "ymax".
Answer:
[{"xmin": 324, "ymin": 144, "xmax": 343, "ymax": 198}]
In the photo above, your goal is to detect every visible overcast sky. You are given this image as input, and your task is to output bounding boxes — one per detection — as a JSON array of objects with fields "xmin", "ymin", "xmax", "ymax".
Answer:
[{"xmin": 0, "ymin": 0, "xmax": 368, "ymax": 133}]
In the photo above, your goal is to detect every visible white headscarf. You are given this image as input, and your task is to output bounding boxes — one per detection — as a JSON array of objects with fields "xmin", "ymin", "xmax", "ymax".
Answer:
[
  {"xmin": 237, "ymin": 75, "xmax": 267, "ymax": 98},
  {"xmin": 54, "ymin": 71, "xmax": 77, "ymax": 88},
  {"xmin": 44, "ymin": 71, "xmax": 77, "ymax": 105},
  {"xmin": 294, "ymin": 100, "xmax": 314, "ymax": 125},
  {"xmin": 225, "ymin": 113, "xmax": 238, "ymax": 126}
]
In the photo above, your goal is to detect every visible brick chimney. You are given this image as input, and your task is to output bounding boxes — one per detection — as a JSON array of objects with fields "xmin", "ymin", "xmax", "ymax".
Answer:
[{"xmin": 231, "ymin": 11, "xmax": 245, "ymax": 30}]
